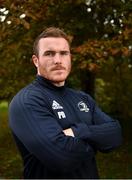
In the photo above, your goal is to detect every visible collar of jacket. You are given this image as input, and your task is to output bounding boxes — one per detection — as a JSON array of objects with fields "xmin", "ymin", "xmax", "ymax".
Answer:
[{"xmin": 35, "ymin": 75, "xmax": 67, "ymax": 94}]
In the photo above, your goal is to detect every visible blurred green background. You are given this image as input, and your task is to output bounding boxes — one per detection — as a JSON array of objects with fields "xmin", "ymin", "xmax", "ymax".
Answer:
[{"xmin": 0, "ymin": 0, "xmax": 132, "ymax": 178}]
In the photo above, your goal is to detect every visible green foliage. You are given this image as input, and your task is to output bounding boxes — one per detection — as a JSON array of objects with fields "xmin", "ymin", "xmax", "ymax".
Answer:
[{"xmin": 95, "ymin": 57, "xmax": 132, "ymax": 121}]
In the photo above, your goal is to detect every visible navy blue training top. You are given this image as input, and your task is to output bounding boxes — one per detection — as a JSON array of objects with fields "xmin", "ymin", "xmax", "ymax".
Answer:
[{"xmin": 9, "ymin": 75, "xmax": 122, "ymax": 179}]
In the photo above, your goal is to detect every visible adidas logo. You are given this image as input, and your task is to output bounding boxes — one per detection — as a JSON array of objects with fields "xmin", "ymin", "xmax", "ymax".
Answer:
[{"xmin": 52, "ymin": 100, "xmax": 63, "ymax": 110}]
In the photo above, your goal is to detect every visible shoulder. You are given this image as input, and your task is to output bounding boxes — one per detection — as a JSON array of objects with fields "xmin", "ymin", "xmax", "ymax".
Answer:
[{"xmin": 9, "ymin": 82, "xmax": 48, "ymax": 108}]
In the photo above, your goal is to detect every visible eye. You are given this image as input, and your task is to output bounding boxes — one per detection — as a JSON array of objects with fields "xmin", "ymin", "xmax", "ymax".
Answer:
[
  {"xmin": 60, "ymin": 51, "xmax": 70, "ymax": 56},
  {"xmin": 43, "ymin": 51, "xmax": 56, "ymax": 57}
]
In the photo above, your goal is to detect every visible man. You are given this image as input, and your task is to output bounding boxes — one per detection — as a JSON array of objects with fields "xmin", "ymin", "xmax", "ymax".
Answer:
[{"xmin": 9, "ymin": 27, "xmax": 122, "ymax": 179}]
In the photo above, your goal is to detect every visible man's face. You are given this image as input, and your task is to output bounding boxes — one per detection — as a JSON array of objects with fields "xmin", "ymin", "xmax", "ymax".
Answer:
[{"xmin": 32, "ymin": 37, "xmax": 71, "ymax": 86}]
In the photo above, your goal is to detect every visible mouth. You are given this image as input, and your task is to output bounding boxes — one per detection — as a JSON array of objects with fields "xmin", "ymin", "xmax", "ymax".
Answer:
[{"xmin": 51, "ymin": 66, "xmax": 66, "ymax": 71}]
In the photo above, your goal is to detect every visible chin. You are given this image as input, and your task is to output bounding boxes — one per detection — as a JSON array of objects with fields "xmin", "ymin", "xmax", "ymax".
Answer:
[
  {"xmin": 52, "ymin": 74, "xmax": 67, "ymax": 82},
  {"xmin": 53, "ymin": 78, "xmax": 66, "ymax": 83},
  {"xmin": 51, "ymin": 76, "xmax": 67, "ymax": 83}
]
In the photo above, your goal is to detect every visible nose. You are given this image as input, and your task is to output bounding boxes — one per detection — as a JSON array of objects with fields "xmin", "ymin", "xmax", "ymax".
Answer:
[{"xmin": 53, "ymin": 53, "xmax": 62, "ymax": 64}]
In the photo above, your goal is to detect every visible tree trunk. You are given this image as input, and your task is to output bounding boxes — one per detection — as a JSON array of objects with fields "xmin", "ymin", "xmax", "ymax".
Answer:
[{"xmin": 80, "ymin": 70, "xmax": 96, "ymax": 98}]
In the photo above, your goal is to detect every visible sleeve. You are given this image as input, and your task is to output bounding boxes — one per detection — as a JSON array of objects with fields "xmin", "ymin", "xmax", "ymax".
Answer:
[
  {"xmin": 9, "ymin": 90, "xmax": 95, "ymax": 173},
  {"xmin": 72, "ymin": 93, "xmax": 122, "ymax": 152}
]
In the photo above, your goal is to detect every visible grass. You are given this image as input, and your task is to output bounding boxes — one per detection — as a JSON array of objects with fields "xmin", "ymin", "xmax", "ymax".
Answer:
[
  {"xmin": 96, "ymin": 119, "xmax": 132, "ymax": 179},
  {"xmin": 0, "ymin": 102, "xmax": 22, "ymax": 179},
  {"xmin": 0, "ymin": 102, "xmax": 132, "ymax": 179},
  {"xmin": 97, "ymin": 145, "xmax": 132, "ymax": 179}
]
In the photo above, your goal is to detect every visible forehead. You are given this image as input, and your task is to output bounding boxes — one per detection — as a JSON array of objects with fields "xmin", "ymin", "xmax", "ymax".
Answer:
[{"xmin": 38, "ymin": 37, "xmax": 70, "ymax": 50}]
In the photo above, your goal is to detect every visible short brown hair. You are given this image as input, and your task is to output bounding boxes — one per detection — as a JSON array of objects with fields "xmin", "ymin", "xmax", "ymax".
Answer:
[{"xmin": 33, "ymin": 27, "xmax": 70, "ymax": 57}]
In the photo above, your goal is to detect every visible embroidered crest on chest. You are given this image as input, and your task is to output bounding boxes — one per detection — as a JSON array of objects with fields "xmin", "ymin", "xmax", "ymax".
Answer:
[{"xmin": 78, "ymin": 101, "xmax": 89, "ymax": 112}]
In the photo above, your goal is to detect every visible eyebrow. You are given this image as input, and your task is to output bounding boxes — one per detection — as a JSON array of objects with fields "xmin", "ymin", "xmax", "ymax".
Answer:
[{"xmin": 43, "ymin": 50, "xmax": 70, "ymax": 55}]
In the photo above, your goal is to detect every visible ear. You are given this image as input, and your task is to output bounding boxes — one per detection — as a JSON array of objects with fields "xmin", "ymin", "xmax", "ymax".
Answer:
[{"xmin": 32, "ymin": 55, "xmax": 39, "ymax": 68}]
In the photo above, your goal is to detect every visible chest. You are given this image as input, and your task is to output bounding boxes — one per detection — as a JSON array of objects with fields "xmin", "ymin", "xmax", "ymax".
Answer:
[{"xmin": 46, "ymin": 92, "xmax": 94, "ymax": 129}]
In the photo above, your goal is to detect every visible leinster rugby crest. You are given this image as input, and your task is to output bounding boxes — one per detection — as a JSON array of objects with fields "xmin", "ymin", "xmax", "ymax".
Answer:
[{"xmin": 78, "ymin": 101, "xmax": 89, "ymax": 112}]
